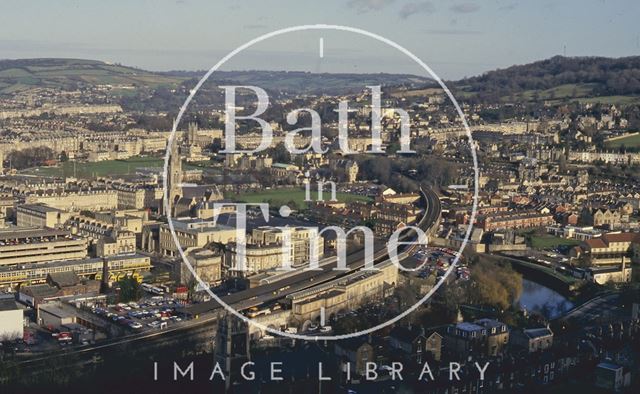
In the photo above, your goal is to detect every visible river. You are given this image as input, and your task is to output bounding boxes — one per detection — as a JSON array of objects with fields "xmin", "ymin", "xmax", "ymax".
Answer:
[{"xmin": 515, "ymin": 278, "xmax": 574, "ymax": 319}]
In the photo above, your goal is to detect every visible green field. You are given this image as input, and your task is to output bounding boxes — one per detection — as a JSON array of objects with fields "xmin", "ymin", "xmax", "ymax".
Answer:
[
  {"xmin": 530, "ymin": 235, "xmax": 581, "ymax": 250},
  {"xmin": 0, "ymin": 58, "xmax": 185, "ymax": 94},
  {"xmin": 572, "ymin": 95, "xmax": 640, "ymax": 105},
  {"xmin": 458, "ymin": 80, "xmax": 640, "ymax": 105},
  {"xmin": 605, "ymin": 133, "xmax": 640, "ymax": 149},
  {"xmin": 226, "ymin": 188, "xmax": 371, "ymax": 210},
  {"xmin": 21, "ymin": 156, "xmax": 166, "ymax": 178}
]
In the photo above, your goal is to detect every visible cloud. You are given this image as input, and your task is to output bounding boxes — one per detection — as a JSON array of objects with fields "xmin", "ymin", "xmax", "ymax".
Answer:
[
  {"xmin": 450, "ymin": 2, "xmax": 481, "ymax": 14},
  {"xmin": 399, "ymin": 2, "xmax": 435, "ymax": 19},
  {"xmin": 347, "ymin": 0, "xmax": 396, "ymax": 13}
]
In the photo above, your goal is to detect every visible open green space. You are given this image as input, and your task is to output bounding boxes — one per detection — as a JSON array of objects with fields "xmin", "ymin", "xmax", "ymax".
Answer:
[
  {"xmin": 529, "ymin": 235, "xmax": 581, "ymax": 250},
  {"xmin": 226, "ymin": 188, "xmax": 371, "ymax": 210},
  {"xmin": 604, "ymin": 133, "xmax": 640, "ymax": 149},
  {"xmin": 572, "ymin": 95, "xmax": 640, "ymax": 105}
]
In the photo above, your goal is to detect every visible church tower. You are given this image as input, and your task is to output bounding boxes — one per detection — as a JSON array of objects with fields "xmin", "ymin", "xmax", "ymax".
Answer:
[
  {"xmin": 187, "ymin": 122, "xmax": 198, "ymax": 147},
  {"xmin": 166, "ymin": 139, "xmax": 182, "ymax": 215}
]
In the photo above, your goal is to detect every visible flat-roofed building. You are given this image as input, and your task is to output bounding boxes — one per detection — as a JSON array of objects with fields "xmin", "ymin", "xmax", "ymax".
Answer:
[
  {"xmin": 37, "ymin": 302, "xmax": 76, "ymax": 329},
  {"xmin": 0, "ymin": 296, "xmax": 23, "ymax": 341},
  {"xmin": 16, "ymin": 204, "xmax": 72, "ymax": 228},
  {"xmin": 586, "ymin": 264, "xmax": 633, "ymax": 284},
  {"xmin": 0, "ymin": 228, "xmax": 88, "ymax": 267},
  {"xmin": 0, "ymin": 253, "xmax": 151, "ymax": 289}
]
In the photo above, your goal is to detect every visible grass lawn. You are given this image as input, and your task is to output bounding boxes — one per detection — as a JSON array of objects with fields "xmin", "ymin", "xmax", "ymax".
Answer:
[
  {"xmin": 573, "ymin": 95, "xmax": 640, "ymax": 105},
  {"xmin": 605, "ymin": 132, "xmax": 640, "ymax": 149},
  {"xmin": 529, "ymin": 235, "xmax": 581, "ymax": 250},
  {"xmin": 21, "ymin": 156, "xmax": 167, "ymax": 178},
  {"xmin": 503, "ymin": 83, "xmax": 595, "ymax": 102},
  {"xmin": 226, "ymin": 188, "xmax": 371, "ymax": 210}
]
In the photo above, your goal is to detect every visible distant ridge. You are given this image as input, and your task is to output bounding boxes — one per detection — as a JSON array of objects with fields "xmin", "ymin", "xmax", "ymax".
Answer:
[
  {"xmin": 0, "ymin": 58, "xmax": 183, "ymax": 93},
  {"xmin": 452, "ymin": 55, "xmax": 640, "ymax": 103},
  {"xmin": 2, "ymin": 56, "xmax": 640, "ymax": 104},
  {"xmin": 0, "ymin": 58, "xmax": 432, "ymax": 96}
]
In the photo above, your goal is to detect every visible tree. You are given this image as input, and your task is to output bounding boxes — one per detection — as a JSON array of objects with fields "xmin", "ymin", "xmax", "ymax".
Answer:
[
  {"xmin": 268, "ymin": 142, "xmax": 291, "ymax": 164},
  {"xmin": 207, "ymin": 138, "xmax": 223, "ymax": 153},
  {"xmin": 6, "ymin": 146, "xmax": 55, "ymax": 169},
  {"xmin": 466, "ymin": 259, "xmax": 523, "ymax": 310},
  {"xmin": 117, "ymin": 277, "xmax": 141, "ymax": 303},
  {"xmin": 59, "ymin": 151, "xmax": 68, "ymax": 162}
]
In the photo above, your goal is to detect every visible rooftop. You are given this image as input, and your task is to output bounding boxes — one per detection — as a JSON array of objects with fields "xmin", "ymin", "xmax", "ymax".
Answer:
[
  {"xmin": 0, "ymin": 297, "xmax": 18, "ymax": 311},
  {"xmin": 19, "ymin": 203, "xmax": 64, "ymax": 213},
  {"xmin": 48, "ymin": 271, "xmax": 80, "ymax": 288},
  {"xmin": 455, "ymin": 322, "xmax": 485, "ymax": 332},
  {"xmin": 475, "ymin": 318, "xmax": 506, "ymax": 330},
  {"xmin": 523, "ymin": 327, "xmax": 553, "ymax": 339},
  {"xmin": 597, "ymin": 362, "xmax": 623, "ymax": 371},
  {"xmin": 0, "ymin": 227, "xmax": 71, "ymax": 242}
]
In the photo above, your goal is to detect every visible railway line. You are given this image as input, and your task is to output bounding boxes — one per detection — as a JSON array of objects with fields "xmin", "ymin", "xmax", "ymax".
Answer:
[
  {"xmin": 8, "ymin": 187, "xmax": 443, "ymax": 373},
  {"xmin": 183, "ymin": 186, "xmax": 442, "ymax": 316}
]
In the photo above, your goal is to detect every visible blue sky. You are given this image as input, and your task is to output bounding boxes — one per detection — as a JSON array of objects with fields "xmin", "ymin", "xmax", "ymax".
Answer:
[{"xmin": 0, "ymin": 0, "xmax": 638, "ymax": 79}]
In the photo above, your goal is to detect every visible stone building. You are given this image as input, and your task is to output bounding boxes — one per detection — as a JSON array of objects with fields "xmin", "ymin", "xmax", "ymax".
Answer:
[
  {"xmin": 158, "ymin": 218, "xmax": 236, "ymax": 257},
  {"xmin": 444, "ymin": 319, "xmax": 509, "ymax": 358},
  {"xmin": 510, "ymin": 327, "xmax": 554, "ymax": 353},
  {"xmin": 16, "ymin": 204, "xmax": 71, "ymax": 228},
  {"xmin": 177, "ymin": 248, "xmax": 222, "ymax": 287}
]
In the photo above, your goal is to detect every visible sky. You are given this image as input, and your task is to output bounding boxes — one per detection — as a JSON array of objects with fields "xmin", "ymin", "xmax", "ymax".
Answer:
[{"xmin": 0, "ymin": 0, "xmax": 639, "ymax": 79}]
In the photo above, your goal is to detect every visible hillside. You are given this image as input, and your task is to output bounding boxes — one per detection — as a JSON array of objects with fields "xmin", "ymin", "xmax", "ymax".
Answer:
[
  {"xmin": 0, "ymin": 58, "xmax": 432, "ymax": 97},
  {"xmin": 0, "ymin": 58, "xmax": 185, "ymax": 94},
  {"xmin": 164, "ymin": 70, "xmax": 432, "ymax": 95},
  {"xmin": 3, "ymin": 56, "xmax": 640, "ymax": 106},
  {"xmin": 452, "ymin": 55, "xmax": 640, "ymax": 104}
]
